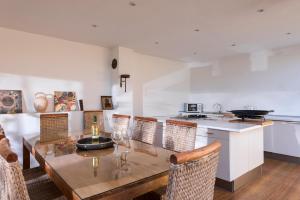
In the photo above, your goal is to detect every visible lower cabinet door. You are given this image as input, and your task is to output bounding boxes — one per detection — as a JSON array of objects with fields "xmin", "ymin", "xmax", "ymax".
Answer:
[
  {"xmin": 264, "ymin": 121, "xmax": 300, "ymax": 157},
  {"xmin": 195, "ymin": 135, "xmax": 230, "ymax": 181}
]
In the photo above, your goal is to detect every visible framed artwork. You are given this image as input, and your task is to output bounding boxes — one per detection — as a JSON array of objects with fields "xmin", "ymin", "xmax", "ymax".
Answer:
[
  {"xmin": 0, "ymin": 90, "xmax": 22, "ymax": 114},
  {"xmin": 54, "ymin": 91, "xmax": 77, "ymax": 112},
  {"xmin": 101, "ymin": 96, "xmax": 113, "ymax": 110}
]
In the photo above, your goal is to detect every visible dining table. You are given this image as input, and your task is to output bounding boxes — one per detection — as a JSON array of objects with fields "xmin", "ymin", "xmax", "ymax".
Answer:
[{"xmin": 22, "ymin": 131, "xmax": 174, "ymax": 200}]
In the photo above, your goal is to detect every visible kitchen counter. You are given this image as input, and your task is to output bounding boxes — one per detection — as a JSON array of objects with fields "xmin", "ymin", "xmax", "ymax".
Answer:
[
  {"xmin": 155, "ymin": 116, "xmax": 262, "ymax": 132},
  {"xmin": 265, "ymin": 115, "xmax": 300, "ymax": 122},
  {"xmin": 154, "ymin": 115, "xmax": 266, "ymax": 191}
]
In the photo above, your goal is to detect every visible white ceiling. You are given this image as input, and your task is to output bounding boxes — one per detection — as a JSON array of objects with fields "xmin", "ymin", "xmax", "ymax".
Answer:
[{"xmin": 0, "ymin": 0, "xmax": 300, "ymax": 62}]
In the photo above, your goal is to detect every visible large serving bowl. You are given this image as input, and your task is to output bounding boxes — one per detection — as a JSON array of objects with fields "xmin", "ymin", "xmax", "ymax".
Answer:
[{"xmin": 229, "ymin": 110, "xmax": 274, "ymax": 120}]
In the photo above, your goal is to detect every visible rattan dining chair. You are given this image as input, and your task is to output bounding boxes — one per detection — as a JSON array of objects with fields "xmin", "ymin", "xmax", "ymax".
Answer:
[
  {"xmin": 83, "ymin": 110, "xmax": 104, "ymax": 131},
  {"xmin": 40, "ymin": 114, "xmax": 68, "ymax": 143},
  {"xmin": 112, "ymin": 114, "xmax": 131, "ymax": 132},
  {"xmin": 132, "ymin": 116, "xmax": 158, "ymax": 145},
  {"xmin": 164, "ymin": 120, "xmax": 197, "ymax": 152},
  {"xmin": 0, "ymin": 126, "xmax": 47, "ymax": 184},
  {"xmin": 162, "ymin": 141, "xmax": 221, "ymax": 200},
  {"xmin": 0, "ymin": 138, "xmax": 66, "ymax": 200}
]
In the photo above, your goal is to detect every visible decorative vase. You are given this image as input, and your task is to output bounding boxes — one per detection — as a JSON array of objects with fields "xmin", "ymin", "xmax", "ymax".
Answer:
[{"xmin": 33, "ymin": 92, "xmax": 48, "ymax": 113}]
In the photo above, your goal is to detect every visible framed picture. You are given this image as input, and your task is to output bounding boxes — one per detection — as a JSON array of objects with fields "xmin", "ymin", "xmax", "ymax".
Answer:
[
  {"xmin": 54, "ymin": 91, "xmax": 77, "ymax": 112},
  {"xmin": 101, "ymin": 96, "xmax": 113, "ymax": 110},
  {"xmin": 0, "ymin": 90, "xmax": 22, "ymax": 114}
]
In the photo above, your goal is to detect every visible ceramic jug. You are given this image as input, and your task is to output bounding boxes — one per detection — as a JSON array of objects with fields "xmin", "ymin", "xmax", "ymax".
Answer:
[{"xmin": 33, "ymin": 92, "xmax": 48, "ymax": 113}]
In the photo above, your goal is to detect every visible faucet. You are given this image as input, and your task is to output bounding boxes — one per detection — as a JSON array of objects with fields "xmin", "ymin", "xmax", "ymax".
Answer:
[{"xmin": 213, "ymin": 103, "xmax": 222, "ymax": 113}]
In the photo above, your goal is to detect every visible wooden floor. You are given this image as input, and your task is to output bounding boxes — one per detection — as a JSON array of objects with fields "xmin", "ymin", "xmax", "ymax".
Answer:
[
  {"xmin": 214, "ymin": 158, "xmax": 300, "ymax": 200},
  {"xmin": 137, "ymin": 158, "xmax": 300, "ymax": 200}
]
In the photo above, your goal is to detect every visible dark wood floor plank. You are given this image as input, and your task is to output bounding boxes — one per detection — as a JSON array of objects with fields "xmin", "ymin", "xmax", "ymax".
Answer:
[
  {"xmin": 214, "ymin": 158, "xmax": 300, "ymax": 200},
  {"xmin": 137, "ymin": 158, "xmax": 300, "ymax": 200}
]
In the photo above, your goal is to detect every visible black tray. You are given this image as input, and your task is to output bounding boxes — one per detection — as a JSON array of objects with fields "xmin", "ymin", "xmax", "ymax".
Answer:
[{"xmin": 76, "ymin": 137, "xmax": 114, "ymax": 151}]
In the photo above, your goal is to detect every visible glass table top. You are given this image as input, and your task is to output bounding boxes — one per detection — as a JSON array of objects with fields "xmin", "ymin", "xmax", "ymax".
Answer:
[{"xmin": 24, "ymin": 131, "xmax": 174, "ymax": 199}]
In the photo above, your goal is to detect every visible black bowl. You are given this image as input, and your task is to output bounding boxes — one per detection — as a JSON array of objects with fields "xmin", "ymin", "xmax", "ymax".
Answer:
[
  {"xmin": 229, "ymin": 110, "xmax": 274, "ymax": 120},
  {"xmin": 76, "ymin": 137, "xmax": 114, "ymax": 151}
]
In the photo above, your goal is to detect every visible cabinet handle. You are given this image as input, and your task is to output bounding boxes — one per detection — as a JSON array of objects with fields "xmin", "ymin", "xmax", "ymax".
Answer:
[{"xmin": 207, "ymin": 132, "xmax": 214, "ymax": 135}]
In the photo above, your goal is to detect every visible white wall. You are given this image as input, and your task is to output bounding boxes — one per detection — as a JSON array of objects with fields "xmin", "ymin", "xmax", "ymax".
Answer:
[
  {"xmin": 0, "ymin": 27, "xmax": 112, "ymax": 164},
  {"xmin": 139, "ymin": 54, "xmax": 190, "ymax": 116},
  {"xmin": 190, "ymin": 45, "xmax": 300, "ymax": 116},
  {"xmin": 111, "ymin": 47, "xmax": 135, "ymax": 116},
  {"xmin": 111, "ymin": 47, "xmax": 190, "ymax": 117},
  {"xmin": 0, "ymin": 27, "xmax": 112, "ymax": 112},
  {"xmin": 0, "ymin": 28, "xmax": 190, "ymax": 163},
  {"xmin": 5, "ymin": 25, "xmax": 300, "ymax": 165}
]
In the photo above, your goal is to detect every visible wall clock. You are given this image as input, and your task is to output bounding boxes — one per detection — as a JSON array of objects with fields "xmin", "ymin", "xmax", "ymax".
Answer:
[{"xmin": 112, "ymin": 58, "xmax": 118, "ymax": 69}]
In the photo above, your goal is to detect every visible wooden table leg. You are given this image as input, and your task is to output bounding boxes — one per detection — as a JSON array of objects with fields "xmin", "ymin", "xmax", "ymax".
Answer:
[{"xmin": 23, "ymin": 139, "xmax": 30, "ymax": 169}]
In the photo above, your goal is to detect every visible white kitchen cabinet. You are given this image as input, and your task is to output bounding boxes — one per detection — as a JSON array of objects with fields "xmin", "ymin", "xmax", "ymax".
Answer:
[
  {"xmin": 196, "ymin": 127, "xmax": 264, "ymax": 182},
  {"xmin": 196, "ymin": 134, "xmax": 230, "ymax": 180},
  {"xmin": 158, "ymin": 117, "xmax": 265, "ymax": 190},
  {"xmin": 264, "ymin": 121, "xmax": 300, "ymax": 157},
  {"xmin": 248, "ymin": 129, "xmax": 264, "ymax": 169}
]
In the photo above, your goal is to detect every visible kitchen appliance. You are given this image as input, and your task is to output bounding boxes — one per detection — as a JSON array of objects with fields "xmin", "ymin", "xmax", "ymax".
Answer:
[
  {"xmin": 229, "ymin": 110, "xmax": 274, "ymax": 120},
  {"xmin": 184, "ymin": 103, "xmax": 203, "ymax": 113},
  {"xmin": 174, "ymin": 114, "xmax": 207, "ymax": 120},
  {"xmin": 187, "ymin": 114, "xmax": 207, "ymax": 119}
]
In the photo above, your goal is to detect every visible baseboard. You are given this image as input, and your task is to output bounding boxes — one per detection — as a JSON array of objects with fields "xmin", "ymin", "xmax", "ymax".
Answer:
[
  {"xmin": 264, "ymin": 151, "xmax": 300, "ymax": 164},
  {"xmin": 216, "ymin": 165, "xmax": 262, "ymax": 192}
]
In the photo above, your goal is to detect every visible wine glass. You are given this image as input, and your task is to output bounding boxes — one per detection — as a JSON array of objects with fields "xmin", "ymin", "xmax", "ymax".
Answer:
[
  {"xmin": 112, "ymin": 128, "xmax": 123, "ymax": 156},
  {"xmin": 121, "ymin": 128, "xmax": 131, "ymax": 162},
  {"xmin": 123, "ymin": 128, "xmax": 131, "ymax": 149}
]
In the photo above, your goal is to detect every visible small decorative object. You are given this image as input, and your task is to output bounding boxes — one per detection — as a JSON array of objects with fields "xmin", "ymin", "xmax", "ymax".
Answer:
[
  {"xmin": 101, "ymin": 96, "xmax": 113, "ymax": 110},
  {"xmin": 120, "ymin": 74, "xmax": 130, "ymax": 92},
  {"xmin": 0, "ymin": 124, "xmax": 4, "ymax": 136},
  {"xmin": 79, "ymin": 99, "xmax": 84, "ymax": 111},
  {"xmin": 111, "ymin": 58, "xmax": 118, "ymax": 69},
  {"xmin": 54, "ymin": 91, "xmax": 77, "ymax": 112},
  {"xmin": 0, "ymin": 90, "xmax": 22, "ymax": 114},
  {"xmin": 33, "ymin": 92, "xmax": 48, "ymax": 113}
]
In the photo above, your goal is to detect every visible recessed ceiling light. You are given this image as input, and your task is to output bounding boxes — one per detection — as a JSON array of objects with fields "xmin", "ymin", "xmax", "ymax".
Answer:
[
  {"xmin": 129, "ymin": 1, "xmax": 136, "ymax": 6},
  {"xmin": 155, "ymin": 41, "xmax": 159, "ymax": 45},
  {"xmin": 91, "ymin": 24, "xmax": 98, "ymax": 28},
  {"xmin": 257, "ymin": 9, "xmax": 264, "ymax": 13},
  {"xmin": 194, "ymin": 29, "xmax": 200, "ymax": 32}
]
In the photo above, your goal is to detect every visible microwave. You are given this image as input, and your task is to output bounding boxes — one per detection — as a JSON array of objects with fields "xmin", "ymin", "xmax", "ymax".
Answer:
[{"xmin": 184, "ymin": 103, "xmax": 203, "ymax": 113}]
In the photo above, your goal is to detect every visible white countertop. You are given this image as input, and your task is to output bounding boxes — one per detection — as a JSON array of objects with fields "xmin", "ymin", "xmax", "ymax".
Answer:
[
  {"xmin": 265, "ymin": 115, "xmax": 300, "ymax": 122},
  {"xmin": 155, "ymin": 116, "xmax": 262, "ymax": 133}
]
